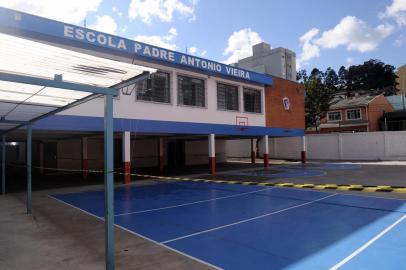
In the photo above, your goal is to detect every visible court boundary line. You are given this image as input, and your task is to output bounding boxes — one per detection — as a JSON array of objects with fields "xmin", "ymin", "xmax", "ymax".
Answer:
[
  {"xmin": 329, "ymin": 214, "xmax": 406, "ymax": 270},
  {"xmin": 49, "ymin": 195, "xmax": 222, "ymax": 270},
  {"xmin": 115, "ymin": 187, "xmax": 275, "ymax": 216},
  {"xmin": 275, "ymin": 186, "xmax": 406, "ymax": 202},
  {"xmin": 162, "ymin": 193, "xmax": 337, "ymax": 244}
]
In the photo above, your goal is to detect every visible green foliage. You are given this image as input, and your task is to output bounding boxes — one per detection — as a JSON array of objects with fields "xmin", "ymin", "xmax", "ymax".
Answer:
[{"xmin": 302, "ymin": 68, "xmax": 336, "ymax": 132}]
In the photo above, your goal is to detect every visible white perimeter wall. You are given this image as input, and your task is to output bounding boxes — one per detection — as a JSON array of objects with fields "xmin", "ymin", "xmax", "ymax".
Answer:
[
  {"xmin": 59, "ymin": 61, "xmax": 266, "ymax": 127},
  {"xmin": 225, "ymin": 131, "xmax": 406, "ymax": 161}
]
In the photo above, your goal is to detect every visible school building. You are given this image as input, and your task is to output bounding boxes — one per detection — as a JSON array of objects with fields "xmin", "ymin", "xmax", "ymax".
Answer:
[{"xmin": 0, "ymin": 7, "xmax": 305, "ymax": 185}]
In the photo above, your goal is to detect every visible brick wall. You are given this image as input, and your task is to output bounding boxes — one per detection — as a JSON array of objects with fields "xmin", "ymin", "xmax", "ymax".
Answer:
[
  {"xmin": 265, "ymin": 77, "xmax": 305, "ymax": 129},
  {"xmin": 368, "ymin": 95, "xmax": 394, "ymax": 131}
]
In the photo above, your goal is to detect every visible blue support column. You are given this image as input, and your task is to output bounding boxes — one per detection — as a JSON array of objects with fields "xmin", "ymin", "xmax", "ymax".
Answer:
[
  {"xmin": 26, "ymin": 124, "xmax": 32, "ymax": 214},
  {"xmin": 104, "ymin": 94, "xmax": 115, "ymax": 270},
  {"xmin": 2, "ymin": 135, "xmax": 5, "ymax": 195}
]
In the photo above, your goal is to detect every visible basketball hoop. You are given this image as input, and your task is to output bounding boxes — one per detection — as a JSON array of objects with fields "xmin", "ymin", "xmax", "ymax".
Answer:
[{"xmin": 236, "ymin": 116, "xmax": 249, "ymax": 131}]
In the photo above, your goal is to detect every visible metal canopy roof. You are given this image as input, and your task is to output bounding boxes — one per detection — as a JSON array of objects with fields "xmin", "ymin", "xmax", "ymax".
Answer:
[{"xmin": 0, "ymin": 32, "xmax": 156, "ymax": 132}]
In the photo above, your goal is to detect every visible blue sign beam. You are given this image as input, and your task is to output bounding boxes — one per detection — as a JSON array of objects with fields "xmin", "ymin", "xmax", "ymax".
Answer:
[{"xmin": 0, "ymin": 7, "xmax": 273, "ymax": 86}]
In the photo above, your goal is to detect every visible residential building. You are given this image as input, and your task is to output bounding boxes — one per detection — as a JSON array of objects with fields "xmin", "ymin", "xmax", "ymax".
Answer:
[
  {"xmin": 318, "ymin": 95, "xmax": 394, "ymax": 133},
  {"xmin": 396, "ymin": 64, "xmax": 406, "ymax": 95},
  {"xmin": 235, "ymin": 42, "xmax": 297, "ymax": 81}
]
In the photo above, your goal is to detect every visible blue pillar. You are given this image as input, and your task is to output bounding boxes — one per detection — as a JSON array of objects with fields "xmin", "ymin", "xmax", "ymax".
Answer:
[
  {"xmin": 27, "ymin": 124, "xmax": 32, "ymax": 214},
  {"xmin": 2, "ymin": 135, "xmax": 5, "ymax": 195},
  {"xmin": 104, "ymin": 94, "xmax": 115, "ymax": 270}
]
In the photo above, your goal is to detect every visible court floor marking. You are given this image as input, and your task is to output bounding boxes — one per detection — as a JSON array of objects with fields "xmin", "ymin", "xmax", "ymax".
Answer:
[
  {"xmin": 329, "ymin": 214, "xmax": 406, "ymax": 270},
  {"xmin": 115, "ymin": 186, "xmax": 275, "ymax": 216},
  {"xmin": 161, "ymin": 193, "xmax": 337, "ymax": 244},
  {"xmin": 49, "ymin": 195, "xmax": 222, "ymax": 270}
]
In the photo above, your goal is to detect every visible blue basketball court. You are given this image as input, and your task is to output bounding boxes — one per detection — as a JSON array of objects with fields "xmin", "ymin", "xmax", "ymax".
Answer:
[{"xmin": 51, "ymin": 181, "xmax": 406, "ymax": 270}]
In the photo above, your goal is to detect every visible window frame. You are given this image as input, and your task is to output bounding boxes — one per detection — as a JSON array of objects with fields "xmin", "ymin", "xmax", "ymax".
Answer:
[
  {"xmin": 327, "ymin": 110, "xmax": 342, "ymax": 122},
  {"xmin": 216, "ymin": 82, "xmax": 239, "ymax": 112},
  {"xmin": 243, "ymin": 87, "xmax": 262, "ymax": 114},
  {"xmin": 135, "ymin": 71, "xmax": 172, "ymax": 104},
  {"xmin": 177, "ymin": 74, "xmax": 207, "ymax": 108},
  {"xmin": 346, "ymin": 108, "xmax": 362, "ymax": 120}
]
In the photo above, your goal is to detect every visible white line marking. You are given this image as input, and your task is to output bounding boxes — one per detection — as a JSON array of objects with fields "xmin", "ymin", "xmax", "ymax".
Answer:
[
  {"xmin": 115, "ymin": 187, "xmax": 275, "ymax": 216},
  {"xmin": 330, "ymin": 214, "xmax": 406, "ymax": 270},
  {"xmin": 48, "ymin": 195, "xmax": 222, "ymax": 270},
  {"xmin": 162, "ymin": 193, "xmax": 337, "ymax": 244}
]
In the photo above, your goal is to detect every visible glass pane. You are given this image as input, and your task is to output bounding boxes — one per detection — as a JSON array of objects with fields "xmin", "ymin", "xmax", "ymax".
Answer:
[
  {"xmin": 217, "ymin": 83, "xmax": 238, "ymax": 111},
  {"xmin": 243, "ymin": 88, "xmax": 261, "ymax": 113},
  {"xmin": 136, "ymin": 71, "xmax": 170, "ymax": 103},
  {"xmin": 178, "ymin": 75, "xmax": 205, "ymax": 107}
]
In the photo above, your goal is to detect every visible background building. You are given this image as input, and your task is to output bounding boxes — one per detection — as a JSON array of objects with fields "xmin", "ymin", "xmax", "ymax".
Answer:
[
  {"xmin": 235, "ymin": 42, "xmax": 297, "ymax": 81},
  {"xmin": 396, "ymin": 64, "xmax": 406, "ymax": 96},
  {"xmin": 318, "ymin": 95, "xmax": 394, "ymax": 133}
]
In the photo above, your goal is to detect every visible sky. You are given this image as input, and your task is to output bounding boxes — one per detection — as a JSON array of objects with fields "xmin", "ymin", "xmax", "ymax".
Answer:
[{"xmin": 0, "ymin": 0, "xmax": 405, "ymax": 73}]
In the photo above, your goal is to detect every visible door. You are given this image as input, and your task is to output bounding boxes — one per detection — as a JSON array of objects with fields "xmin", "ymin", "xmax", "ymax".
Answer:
[
  {"xmin": 44, "ymin": 142, "xmax": 57, "ymax": 169},
  {"xmin": 167, "ymin": 141, "xmax": 185, "ymax": 168}
]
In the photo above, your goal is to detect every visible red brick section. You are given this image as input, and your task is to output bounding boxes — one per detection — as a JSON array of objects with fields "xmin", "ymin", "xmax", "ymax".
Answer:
[
  {"xmin": 82, "ymin": 159, "xmax": 88, "ymax": 179},
  {"xmin": 123, "ymin": 161, "xmax": 131, "ymax": 184},
  {"xmin": 265, "ymin": 77, "xmax": 305, "ymax": 129},
  {"xmin": 368, "ymin": 95, "xmax": 394, "ymax": 131},
  {"xmin": 158, "ymin": 156, "xmax": 164, "ymax": 174},
  {"xmin": 209, "ymin": 157, "xmax": 216, "ymax": 175},
  {"xmin": 263, "ymin": 153, "xmax": 269, "ymax": 167}
]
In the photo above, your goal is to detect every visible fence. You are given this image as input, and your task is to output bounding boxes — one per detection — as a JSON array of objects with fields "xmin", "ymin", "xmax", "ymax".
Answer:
[{"xmin": 226, "ymin": 131, "xmax": 406, "ymax": 161}]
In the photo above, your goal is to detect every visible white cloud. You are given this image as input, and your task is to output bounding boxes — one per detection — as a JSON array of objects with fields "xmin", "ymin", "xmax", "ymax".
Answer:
[
  {"xmin": 0, "ymin": 0, "xmax": 101, "ymax": 24},
  {"xmin": 134, "ymin": 27, "xmax": 178, "ymax": 50},
  {"xmin": 187, "ymin": 46, "xmax": 207, "ymax": 57},
  {"xmin": 380, "ymin": 0, "xmax": 406, "ymax": 26},
  {"xmin": 222, "ymin": 28, "xmax": 262, "ymax": 64},
  {"xmin": 346, "ymin": 57, "xmax": 354, "ymax": 67},
  {"xmin": 112, "ymin": 6, "xmax": 123, "ymax": 17},
  {"xmin": 121, "ymin": 26, "xmax": 128, "ymax": 34},
  {"xmin": 128, "ymin": 0, "xmax": 197, "ymax": 24},
  {"xmin": 315, "ymin": 16, "xmax": 394, "ymax": 52},
  {"xmin": 296, "ymin": 16, "xmax": 394, "ymax": 69},
  {"xmin": 89, "ymin": 15, "xmax": 117, "ymax": 35},
  {"xmin": 297, "ymin": 28, "xmax": 320, "ymax": 69},
  {"xmin": 394, "ymin": 34, "xmax": 406, "ymax": 47}
]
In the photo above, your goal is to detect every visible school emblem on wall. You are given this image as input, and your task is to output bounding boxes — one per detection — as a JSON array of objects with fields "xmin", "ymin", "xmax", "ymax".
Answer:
[{"xmin": 283, "ymin": 97, "xmax": 290, "ymax": 110}]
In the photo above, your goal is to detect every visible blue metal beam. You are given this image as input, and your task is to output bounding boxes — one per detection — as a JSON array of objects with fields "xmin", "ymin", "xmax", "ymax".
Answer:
[
  {"xmin": 3, "ymin": 94, "xmax": 100, "ymax": 135},
  {"xmin": 1, "ymin": 135, "xmax": 5, "ymax": 195},
  {"xmin": 0, "ymin": 72, "xmax": 118, "ymax": 96},
  {"xmin": 104, "ymin": 94, "xmax": 115, "ymax": 270},
  {"xmin": 26, "ymin": 124, "xmax": 32, "ymax": 214},
  {"xmin": 0, "ymin": 119, "xmax": 30, "ymax": 125}
]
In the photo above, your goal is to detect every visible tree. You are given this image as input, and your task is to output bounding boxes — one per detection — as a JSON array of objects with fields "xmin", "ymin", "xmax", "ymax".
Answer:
[
  {"xmin": 346, "ymin": 59, "xmax": 398, "ymax": 95},
  {"xmin": 304, "ymin": 70, "xmax": 336, "ymax": 132},
  {"xmin": 296, "ymin": 69, "xmax": 308, "ymax": 83},
  {"xmin": 324, "ymin": 67, "xmax": 339, "ymax": 91},
  {"xmin": 337, "ymin": 66, "xmax": 348, "ymax": 91}
]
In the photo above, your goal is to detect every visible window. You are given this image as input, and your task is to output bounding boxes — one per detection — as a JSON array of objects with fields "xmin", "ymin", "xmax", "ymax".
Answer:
[
  {"xmin": 178, "ymin": 75, "xmax": 205, "ymax": 107},
  {"xmin": 217, "ymin": 83, "xmax": 239, "ymax": 111},
  {"xmin": 243, "ymin": 88, "xmax": 261, "ymax": 113},
  {"xmin": 327, "ymin": 111, "xmax": 341, "ymax": 121},
  {"xmin": 347, "ymin": 109, "xmax": 361, "ymax": 120},
  {"xmin": 136, "ymin": 71, "xmax": 170, "ymax": 103}
]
